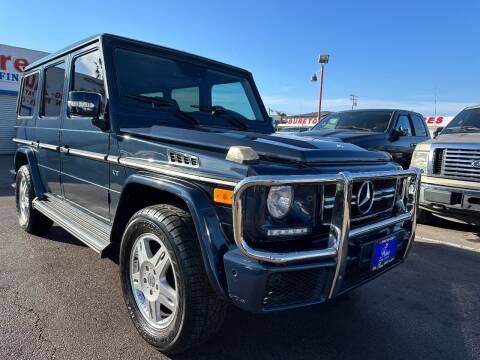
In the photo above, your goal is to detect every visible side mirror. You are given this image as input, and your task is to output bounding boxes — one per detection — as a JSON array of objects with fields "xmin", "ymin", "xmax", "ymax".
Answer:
[
  {"xmin": 68, "ymin": 91, "xmax": 102, "ymax": 117},
  {"xmin": 433, "ymin": 126, "xmax": 444, "ymax": 138},
  {"xmin": 68, "ymin": 91, "xmax": 108, "ymax": 131},
  {"xmin": 391, "ymin": 126, "xmax": 408, "ymax": 140}
]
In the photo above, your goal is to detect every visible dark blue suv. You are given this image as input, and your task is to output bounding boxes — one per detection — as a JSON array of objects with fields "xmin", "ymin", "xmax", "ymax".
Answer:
[{"xmin": 13, "ymin": 34, "xmax": 421, "ymax": 354}]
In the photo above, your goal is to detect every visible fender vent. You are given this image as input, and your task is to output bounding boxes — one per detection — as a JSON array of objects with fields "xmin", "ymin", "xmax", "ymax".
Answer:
[{"xmin": 168, "ymin": 150, "xmax": 199, "ymax": 168}]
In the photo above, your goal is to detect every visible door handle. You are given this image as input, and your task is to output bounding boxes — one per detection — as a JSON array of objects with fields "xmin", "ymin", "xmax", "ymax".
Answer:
[
  {"xmin": 410, "ymin": 143, "xmax": 417, "ymax": 148},
  {"xmin": 59, "ymin": 145, "xmax": 70, "ymax": 154}
]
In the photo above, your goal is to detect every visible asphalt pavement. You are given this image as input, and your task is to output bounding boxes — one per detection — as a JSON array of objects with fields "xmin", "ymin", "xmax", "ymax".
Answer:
[{"xmin": 0, "ymin": 155, "xmax": 479, "ymax": 360}]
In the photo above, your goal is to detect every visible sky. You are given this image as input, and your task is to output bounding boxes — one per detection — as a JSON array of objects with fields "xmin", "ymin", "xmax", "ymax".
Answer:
[{"xmin": 3, "ymin": 0, "xmax": 480, "ymax": 116}]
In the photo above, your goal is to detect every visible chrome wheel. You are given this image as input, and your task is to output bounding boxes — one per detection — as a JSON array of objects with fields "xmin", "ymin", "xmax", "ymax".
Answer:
[
  {"xmin": 130, "ymin": 233, "xmax": 178, "ymax": 329},
  {"xmin": 18, "ymin": 175, "xmax": 29, "ymax": 225}
]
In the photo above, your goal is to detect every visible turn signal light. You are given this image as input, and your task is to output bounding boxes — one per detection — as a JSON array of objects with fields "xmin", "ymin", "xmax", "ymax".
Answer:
[{"xmin": 213, "ymin": 188, "xmax": 233, "ymax": 205}]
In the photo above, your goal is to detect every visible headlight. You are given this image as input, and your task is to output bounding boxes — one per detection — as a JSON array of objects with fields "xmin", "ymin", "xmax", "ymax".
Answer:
[
  {"xmin": 267, "ymin": 186, "xmax": 293, "ymax": 219},
  {"xmin": 410, "ymin": 150, "xmax": 428, "ymax": 172},
  {"xmin": 410, "ymin": 142, "xmax": 431, "ymax": 172}
]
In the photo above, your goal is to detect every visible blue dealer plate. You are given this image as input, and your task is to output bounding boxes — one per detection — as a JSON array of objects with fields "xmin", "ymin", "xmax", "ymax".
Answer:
[{"xmin": 371, "ymin": 236, "xmax": 398, "ymax": 271}]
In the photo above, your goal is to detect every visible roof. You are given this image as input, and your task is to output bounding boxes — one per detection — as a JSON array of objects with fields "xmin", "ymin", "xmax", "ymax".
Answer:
[
  {"xmin": 25, "ymin": 33, "xmax": 250, "ymax": 74},
  {"xmin": 334, "ymin": 108, "xmax": 415, "ymax": 114},
  {"xmin": 286, "ymin": 111, "xmax": 331, "ymax": 118},
  {"xmin": 26, "ymin": 34, "xmax": 102, "ymax": 71}
]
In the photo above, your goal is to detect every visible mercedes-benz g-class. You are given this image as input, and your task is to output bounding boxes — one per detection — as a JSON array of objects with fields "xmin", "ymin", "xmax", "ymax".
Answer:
[
  {"xmin": 13, "ymin": 34, "xmax": 421, "ymax": 354},
  {"xmin": 411, "ymin": 105, "xmax": 480, "ymax": 225}
]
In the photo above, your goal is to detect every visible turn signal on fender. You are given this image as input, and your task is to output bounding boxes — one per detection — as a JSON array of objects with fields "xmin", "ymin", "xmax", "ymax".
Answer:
[{"xmin": 213, "ymin": 188, "xmax": 233, "ymax": 205}]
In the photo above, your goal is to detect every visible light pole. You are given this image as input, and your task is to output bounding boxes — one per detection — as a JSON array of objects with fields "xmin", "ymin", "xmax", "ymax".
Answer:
[{"xmin": 311, "ymin": 54, "xmax": 329, "ymax": 122}]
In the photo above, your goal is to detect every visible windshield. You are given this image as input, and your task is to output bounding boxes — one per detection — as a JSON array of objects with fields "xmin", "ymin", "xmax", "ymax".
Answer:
[
  {"xmin": 443, "ymin": 108, "xmax": 480, "ymax": 134},
  {"xmin": 114, "ymin": 48, "xmax": 266, "ymax": 129},
  {"xmin": 313, "ymin": 111, "xmax": 393, "ymax": 132}
]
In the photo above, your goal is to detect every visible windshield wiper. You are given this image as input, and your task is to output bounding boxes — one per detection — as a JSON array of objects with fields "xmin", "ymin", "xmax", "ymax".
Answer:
[
  {"xmin": 191, "ymin": 105, "xmax": 248, "ymax": 130},
  {"xmin": 126, "ymin": 95, "xmax": 198, "ymax": 126},
  {"xmin": 447, "ymin": 125, "xmax": 480, "ymax": 132},
  {"xmin": 337, "ymin": 125, "xmax": 371, "ymax": 132}
]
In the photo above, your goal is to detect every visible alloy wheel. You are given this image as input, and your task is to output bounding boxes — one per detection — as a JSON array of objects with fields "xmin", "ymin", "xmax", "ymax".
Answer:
[{"xmin": 129, "ymin": 233, "xmax": 178, "ymax": 329}]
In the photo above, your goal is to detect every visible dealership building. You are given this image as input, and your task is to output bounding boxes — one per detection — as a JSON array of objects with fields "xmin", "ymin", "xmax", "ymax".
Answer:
[{"xmin": 0, "ymin": 44, "xmax": 48, "ymax": 154}]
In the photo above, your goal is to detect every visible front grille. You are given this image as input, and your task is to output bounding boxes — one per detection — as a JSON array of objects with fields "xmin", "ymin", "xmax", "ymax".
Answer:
[
  {"xmin": 441, "ymin": 148, "xmax": 480, "ymax": 181},
  {"xmin": 432, "ymin": 148, "xmax": 445, "ymax": 175},
  {"xmin": 262, "ymin": 268, "xmax": 330, "ymax": 309},
  {"xmin": 322, "ymin": 178, "xmax": 397, "ymax": 226}
]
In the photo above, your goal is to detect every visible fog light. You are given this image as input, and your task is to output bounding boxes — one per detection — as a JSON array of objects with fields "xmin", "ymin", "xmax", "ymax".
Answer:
[{"xmin": 267, "ymin": 227, "xmax": 310, "ymax": 236}]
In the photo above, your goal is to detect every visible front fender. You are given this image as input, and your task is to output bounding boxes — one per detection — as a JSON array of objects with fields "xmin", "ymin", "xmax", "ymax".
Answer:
[
  {"xmin": 14, "ymin": 147, "xmax": 46, "ymax": 197},
  {"xmin": 115, "ymin": 173, "xmax": 231, "ymax": 299}
]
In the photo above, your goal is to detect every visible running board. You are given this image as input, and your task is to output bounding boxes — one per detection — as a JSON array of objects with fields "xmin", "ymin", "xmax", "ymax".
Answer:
[{"xmin": 32, "ymin": 194, "xmax": 111, "ymax": 254}]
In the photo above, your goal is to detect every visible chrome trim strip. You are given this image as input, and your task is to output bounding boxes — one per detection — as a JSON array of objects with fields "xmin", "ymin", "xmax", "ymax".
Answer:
[
  {"xmin": 403, "ymin": 171, "xmax": 421, "ymax": 259},
  {"xmin": 118, "ymin": 157, "xmax": 239, "ymax": 187},
  {"xmin": 328, "ymin": 172, "xmax": 353, "ymax": 298},
  {"xmin": 11, "ymin": 138, "xmax": 238, "ymax": 186},
  {"xmin": 106, "ymin": 155, "xmax": 120, "ymax": 163},
  {"xmin": 68, "ymin": 148, "xmax": 107, "ymax": 161},
  {"xmin": 38, "ymin": 143, "xmax": 60, "ymax": 151},
  {"xmin": 349, "ymin": 212, "xmax": 413, "ymax": 238},
  {"xmin": 12, "ymin": 138, "xmax": 33, "ymax": 146}
]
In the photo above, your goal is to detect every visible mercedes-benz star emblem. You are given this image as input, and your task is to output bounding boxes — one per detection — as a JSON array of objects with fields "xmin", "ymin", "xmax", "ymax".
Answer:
[
  {"xmin": 472, "ymin": 160, "xmax": 480, "ymax": 169},
  {"xmin": 357, "ymin": 181, "xmax": 375, "ymax": 214}
]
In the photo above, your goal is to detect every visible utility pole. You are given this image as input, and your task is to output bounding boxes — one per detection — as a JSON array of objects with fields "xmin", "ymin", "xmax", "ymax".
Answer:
[
  {"xmin": 311, "ymin": 54, "xmax": 330, "ymax": 122},
  {"xmin": 350, "ymin": 94, "xmax": 358, "ymax": 109}
]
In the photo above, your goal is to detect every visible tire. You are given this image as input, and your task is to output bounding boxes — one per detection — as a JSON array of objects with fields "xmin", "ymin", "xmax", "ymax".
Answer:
[
  {"xmin": 416, "ymin": 208, "xmax": 433, "ymax": 224},
  {"xmin": 119, "ymin": 204, "xmax": 226, "ymax": 354},
  {"xmin": 15, "ymin": 165, "xmax": 53, "ymax": 234}
]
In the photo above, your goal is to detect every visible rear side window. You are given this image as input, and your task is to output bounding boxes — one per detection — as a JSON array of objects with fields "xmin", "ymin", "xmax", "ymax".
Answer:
[
  {"xmin": 18, "ymin": 73, "xmax": 39, "ymax": 117},
  {"xmin": 411, "ymin": 114, "xmax": 427, "ymax": 136},
  {"xmin": 72, "ymin": 50, "xmax": 105, "ymax": 96},
  {"xmin": 42, "ymin": 63, "xmax": 66, "ymax": 117}
]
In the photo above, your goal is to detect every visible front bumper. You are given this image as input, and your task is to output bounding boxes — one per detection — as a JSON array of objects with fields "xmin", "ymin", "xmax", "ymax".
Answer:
[
  {"xmin": 419, "ymin": 182, "xmax": 480, "ymax": 224},
  {"xmin": 224, "ymin": 168, "xmax": 421, "ymax": 313}
]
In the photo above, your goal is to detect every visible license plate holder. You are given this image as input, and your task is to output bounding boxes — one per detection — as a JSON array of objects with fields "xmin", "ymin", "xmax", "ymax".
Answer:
[{"xmin": 371, "ymin": 236, "xmax": 398, "ymax": 271}]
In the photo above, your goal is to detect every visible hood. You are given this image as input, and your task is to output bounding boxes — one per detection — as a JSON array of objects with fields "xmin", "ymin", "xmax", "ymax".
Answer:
[
  {"xmin": 297, "ymin": 129, "xmax": 380, "ymax": 141},
  {"xmin": 120, "ymin": 126, "xmax": 391, "ymax": 164},
  {"xmin": 431, "ymin": 132, "xmax": 480, "ymax": 144}
]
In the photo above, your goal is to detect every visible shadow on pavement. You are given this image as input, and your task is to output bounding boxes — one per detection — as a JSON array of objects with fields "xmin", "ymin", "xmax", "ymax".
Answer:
[
  {"xmin": 38, "ymin": 226, "xmax": 87, "ymax": 248},
  {"xmin": 172, "ymin": 242, "xmax": 479, "ymax": 360},
  {"xmin": 0, "ymin": 155, "xmax": 15, "ymax": 197},
  {"xmin": 424, "ymin": 213, "xmax": 480, "ymax": 242}
]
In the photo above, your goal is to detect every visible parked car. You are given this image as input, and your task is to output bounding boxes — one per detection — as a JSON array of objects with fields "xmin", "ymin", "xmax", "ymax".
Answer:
[
  {"xmin": 411, "ymin": 105, "xmax": 480, "ymax": 225},
  {"xmin": 299, "ymin": 109, "xmax": 431, "ymax": 168},
  {"xmin": 13, "ymin": 34, "xmax": 421, "ymax": 354}
]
